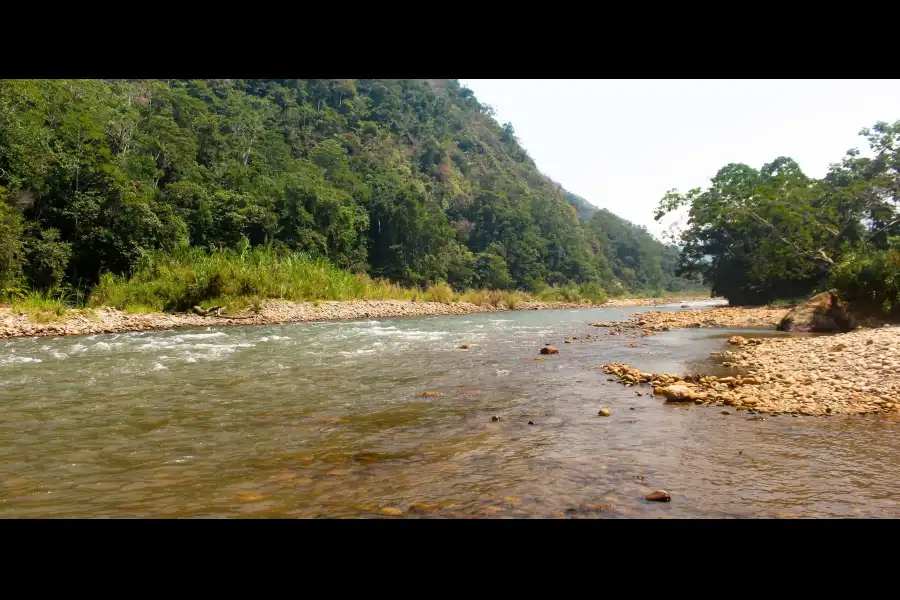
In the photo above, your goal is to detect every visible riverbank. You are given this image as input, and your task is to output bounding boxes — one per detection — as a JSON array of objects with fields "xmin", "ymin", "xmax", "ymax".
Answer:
[
  {"xmin": 589, "ymin": 306, "xmax": 789, "ymax": 335},
  {"xmin": 0, "ymin": 295, "xmax": 714, "ymax": 339},
  {"xmin": 601, "ymin": 326, "xmax": 900, "ymax": 416}
]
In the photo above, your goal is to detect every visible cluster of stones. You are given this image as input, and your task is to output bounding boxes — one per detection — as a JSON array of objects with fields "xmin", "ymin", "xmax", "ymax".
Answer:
[{"xmin": 601, "ymin": 325, "xmax": 900, "ymax": 417}]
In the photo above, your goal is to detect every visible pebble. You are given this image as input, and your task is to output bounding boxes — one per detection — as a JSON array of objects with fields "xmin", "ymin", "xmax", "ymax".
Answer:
[
  {"xmin": 540, "ymin": 346, "xmax": 559, "ymax": 355},
  {"xmin": 490, "ymin": 416, "xmax": 501, "ymax": 422},
  {"xmin": 597, "ymin": 408, "xmax": 611, "ymax": 417}
]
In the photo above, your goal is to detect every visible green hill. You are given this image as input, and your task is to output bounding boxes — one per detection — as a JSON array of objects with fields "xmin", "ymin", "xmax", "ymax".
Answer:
[{"xmin": 0, "ymin": 79, "xmax": 705, "ymax": 303}]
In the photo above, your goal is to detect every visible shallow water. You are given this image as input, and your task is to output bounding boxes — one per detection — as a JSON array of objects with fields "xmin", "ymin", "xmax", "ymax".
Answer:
[{"xmin": 1, "ymin": 300, "xmax": 898, "ymax": 518}]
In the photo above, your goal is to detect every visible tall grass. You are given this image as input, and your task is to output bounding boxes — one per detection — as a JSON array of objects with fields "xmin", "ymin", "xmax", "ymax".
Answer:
[
  {"xmin": 88, "ymin": 247, "xmax": 416, "ymax": 312},
  {"xmin": 84, "ymin": 246, "xmax": 618, "ymax": 314},
  {"xmin": 535, "ymin": 283, "xmax": 608, "ymax": 304},
  {"xmin": 11, "ymin": 289, "xmax": 79, "ymax": 323}
]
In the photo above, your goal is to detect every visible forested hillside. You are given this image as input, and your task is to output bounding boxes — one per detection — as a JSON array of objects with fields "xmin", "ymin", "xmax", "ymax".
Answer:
[
  {"xmin": 564, "ymin": 192, "xmax": 702, "ymax": 294},
  {"xmin": 0, "ymin": 79, "xmax": 704, "ymax": 307}
]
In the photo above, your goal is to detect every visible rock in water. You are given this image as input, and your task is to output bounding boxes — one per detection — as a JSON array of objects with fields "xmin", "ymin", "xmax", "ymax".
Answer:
[
  {"xmin": 459, "ymin": 344, "xmax": 473, "ymax": 349},
  {"xmin": 491, "ymin": 415, "xmax": 501, "ymax": 422},
  {"xmin": 420, "ymin": 391, "xmax": 442, "ymax": 398},
  {"xmin": 645, "ymin": 490, "xmax": 671, "ymax": 502},
  {"xmin": 597, "ymin": 408, "xmax": 611, "ymax": 417},
  {"xmin": 540, "ymin": 346, "xmax": 559, "ymax": 355},
  {"xmin": 777, "ymin": 289, "xmax": 855, "ymax": 333}
]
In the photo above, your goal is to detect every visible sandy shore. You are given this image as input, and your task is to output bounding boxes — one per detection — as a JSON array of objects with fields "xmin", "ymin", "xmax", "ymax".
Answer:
[
  {"xmin": 0, "ymin": 296, "xmax": 713, "ymax": 340},
  {"xmin": 590, "ymin": 306, "xmax": 789, "ymax": 335},
  {"xmin": 601, "ymin": 326, "xmax": 900, "ymax": 416}
]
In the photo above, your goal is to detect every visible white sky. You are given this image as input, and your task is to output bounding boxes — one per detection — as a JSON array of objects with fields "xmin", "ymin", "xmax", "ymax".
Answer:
[{"xmin": 459, "ymin": 79, "xmax": 900, "ymax": 239}]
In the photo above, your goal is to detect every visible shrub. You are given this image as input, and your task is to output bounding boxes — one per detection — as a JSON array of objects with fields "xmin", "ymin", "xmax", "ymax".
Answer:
[
  {"xmin": 832, "ymin": 245, "xmax": 900, "ymax": 316},
  {"xmin": 424, "ymin": 283, "xmax": 454, "ymax": 304}
]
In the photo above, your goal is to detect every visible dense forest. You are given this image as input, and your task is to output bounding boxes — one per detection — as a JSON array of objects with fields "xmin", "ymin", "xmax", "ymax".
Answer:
[
  {"xmin": 657, "ymin": 121, "xmax": 900, "ymax": 314},
  {"xmin": 0, "ymin": 78, "xmax": 702, "ymax": 310},
  {"xmin": 564, "ymin": 192, "xmax": 696, "ymax": 294}
]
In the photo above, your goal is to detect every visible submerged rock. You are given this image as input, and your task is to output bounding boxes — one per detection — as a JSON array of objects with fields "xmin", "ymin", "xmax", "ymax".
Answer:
[
  {"xmin": 540, "ymin": 346, "xmax": 559, "ymax": 355},
  {"xmin": 645, "ymin": 490, "xmax": 671, "ymax": 502},
  {"xmin": 459, "ymin": 344, "xmax": 473, "ymax": 349},
  {"xmin": 420, "ymin": 391, "xmax": 442, "ymax": 398},
  {"xmin": 597, "ymin": 408, "xmax": 611, "ymax": 417}
]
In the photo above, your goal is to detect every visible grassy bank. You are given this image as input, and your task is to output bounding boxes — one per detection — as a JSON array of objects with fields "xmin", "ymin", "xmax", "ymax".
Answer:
[
  {"xmin": 3, "ymin": 248, "xmax": 717, "ymax": 323},
  {"xmin": 81, "ymin": 247, "xmax": 610, "ymax": 315}
]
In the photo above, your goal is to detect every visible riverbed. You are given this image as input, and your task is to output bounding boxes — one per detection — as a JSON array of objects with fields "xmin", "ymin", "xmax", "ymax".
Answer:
[{"xmin": 2, "ymin": 300, "xmax": 898, "ymax": 518}]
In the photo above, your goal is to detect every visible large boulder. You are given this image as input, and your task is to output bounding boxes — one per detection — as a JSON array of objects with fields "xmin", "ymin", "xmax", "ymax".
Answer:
[{"xmin": 777, "ymin": 290, "xmax": 855, "ymax": 333}]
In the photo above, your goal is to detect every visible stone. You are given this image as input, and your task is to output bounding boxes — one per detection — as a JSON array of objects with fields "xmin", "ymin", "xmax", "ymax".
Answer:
[
  {"xmin": 720, "ymin": 410, "xmax": 731, "ymax": 415},
  {"xmin": 659, "ymin": 385, "xmax": 695, "ymax": 402},
  {"xmin": 490, "ymin": 416, "xmax": 501, "ymax": 422},
  {"xmin": 237, "ymin": 493, "xmax": 265, "ymax": 502},
  {"xmin": 527, "ymin": 420, "xmax": 535, "ymax": 425},
  {"xmin": 459, "ymin": 344, "xmax": 473, "ymax": 349},
  {"xmin": 777, "ymin": 289, "xmax": 855, "ymax": 333},
  {"xmin": 420, "ymin": 391, "xmax": 442, "ymax": 398},
  {"xmin": 597, "ymin": 408, "xmax": 611, "ymax": 417},
  {"xmin": 540, "ymin": 346, "xmax": 559, "ymax": 355},
  {"xmin": 379, "ymin": 507, "xmax": 404, "ymax": 516},
  {"xmin": 645, "ymin": 490, "xmax": 671, "ymax": 502},
  {"xmin": 728, "ymin": 336, "xmax": 747, "ymax": 346}
]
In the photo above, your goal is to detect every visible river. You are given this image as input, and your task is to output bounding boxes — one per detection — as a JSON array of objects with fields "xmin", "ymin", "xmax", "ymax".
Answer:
[{"xmin": 2, "ymin": 300, "xmax": 898, "ymax": 518}]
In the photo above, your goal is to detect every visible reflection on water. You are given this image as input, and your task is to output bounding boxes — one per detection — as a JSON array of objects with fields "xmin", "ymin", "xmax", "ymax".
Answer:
[{"xmin": 1, "ymin": 301, "xmax": 898, "ymax": 518}]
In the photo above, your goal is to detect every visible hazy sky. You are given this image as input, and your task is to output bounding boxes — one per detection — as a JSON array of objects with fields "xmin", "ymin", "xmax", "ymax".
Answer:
[{"xmin": 459, "ymin": 79, "xmax": 900, "ymax": 239}]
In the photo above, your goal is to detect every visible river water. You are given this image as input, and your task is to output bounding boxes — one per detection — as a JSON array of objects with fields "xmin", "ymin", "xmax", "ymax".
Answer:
[{"xmin": 2, "ymin": 300, "xmax": 898, "ymax": 518}]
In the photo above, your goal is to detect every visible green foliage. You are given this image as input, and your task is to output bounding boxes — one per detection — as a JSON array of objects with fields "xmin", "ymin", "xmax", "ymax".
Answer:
[
  {"xmin": 87, "ymin": 246, "xmax": 416, "ymax": 312},
  {"xmin": 656, "ymin": 121, "xmax": 900, "ymax": 308},
  {"xmin": 831, "ymin": 240, "xmax": 900, "ymax": 315},
  {"xmin": 11, "ymin": 289, "xmax": 77, "ymax": 323},
  {"xmin": 0, "ymin": 78, "xmax": 701, "ymax": 305},
  {"xmin": 566, "ymin": 193, "xmax": 705, "ymax": 294},
  {"xmin": 536, "ymin": 283, "xmax": 608, "ymax": 304},
  {"xmin": 0, "ymin": 200, "xmax": 25, "ymax": 296},
  {"xmin": 24, "ymin": 228, "xmax": 72, "ymax": 290},
  {"xmin": 424, "ymin": 283, "xmax": 454, "ymax": 304}
]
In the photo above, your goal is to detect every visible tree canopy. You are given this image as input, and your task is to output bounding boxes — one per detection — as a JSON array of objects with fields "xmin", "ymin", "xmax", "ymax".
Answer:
[{"xmin": 656, "ymin": 121, "xmax": 900, "ymax": 310}]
